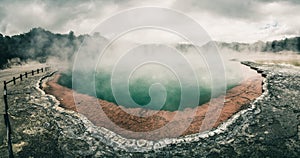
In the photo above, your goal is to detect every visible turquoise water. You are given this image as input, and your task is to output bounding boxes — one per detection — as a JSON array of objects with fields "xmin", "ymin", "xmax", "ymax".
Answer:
[{"xmin": 58, "ymin": 70, "xmax": 237, "ymax": 111}]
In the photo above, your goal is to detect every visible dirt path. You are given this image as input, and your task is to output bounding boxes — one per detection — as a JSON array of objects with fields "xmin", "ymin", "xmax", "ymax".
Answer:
[{"xmin": 44, "ymin": 70, "xmax": 263, "ymax": 140}]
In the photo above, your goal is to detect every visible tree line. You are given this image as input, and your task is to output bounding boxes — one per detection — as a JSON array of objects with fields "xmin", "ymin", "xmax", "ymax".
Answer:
[
  {"xmin": 0, "ymin": 27, "xmax": 104, "ymax": 69},
  {"xmin": 0, "ymin": 27, "xmax": 299, "ymax": 69}
]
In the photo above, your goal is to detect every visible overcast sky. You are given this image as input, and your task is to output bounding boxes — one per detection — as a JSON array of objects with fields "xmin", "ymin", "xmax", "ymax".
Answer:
[{"xmin": 0, "ymin": 0, "xmax": 299, "ymax": 42}]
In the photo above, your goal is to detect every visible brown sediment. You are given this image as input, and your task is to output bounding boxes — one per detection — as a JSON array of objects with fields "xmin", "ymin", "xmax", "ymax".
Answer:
[
  {"xmin": 43, "ymin": 75, "xmax": 77, "ymax": 112},
  {"xmin": 44, "ymin": 73, "xmax": 263, "ymax": 140}
]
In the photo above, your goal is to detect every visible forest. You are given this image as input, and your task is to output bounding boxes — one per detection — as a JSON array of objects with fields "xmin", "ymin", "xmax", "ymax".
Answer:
[{"xmin": 0, "ymin": 27, "xmax": 299, "ymax": 69}]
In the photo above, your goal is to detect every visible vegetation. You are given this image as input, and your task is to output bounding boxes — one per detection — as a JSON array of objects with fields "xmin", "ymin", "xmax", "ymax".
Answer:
[
  {"xmin": 0, "ymin": 27, "xmax": 105, "ymax": 69},
  {"xmin": 256, "ymin": 59, "xmax": 300, "ymax": 67},
  {"xmin": 218, "ymin": 37, "xmax": 300, "ymax": 53},
  {"xmin": 264, "ymin": 37, "xmax": 300, "ymax": 52},
  {"xmin": 1, "ymin": 27, "xmax": 299, "ymax": 69}
]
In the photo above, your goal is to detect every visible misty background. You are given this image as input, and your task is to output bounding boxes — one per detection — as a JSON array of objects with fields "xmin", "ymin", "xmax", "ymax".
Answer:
[
  {"xmin": 0, "ymin": 0, "xmax": 299, "ymax": 111},
  {"xmin": 0, "ymin": 27, "xmax": 299, "ymax": 69},
  {"xmin": 1, "ymin": 29, "xmax": 299, "ymax": 110}
]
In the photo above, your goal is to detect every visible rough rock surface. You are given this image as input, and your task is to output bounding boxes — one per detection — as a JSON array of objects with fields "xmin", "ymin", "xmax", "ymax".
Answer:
[{"xmin": 2, "ymin": 62, "xmax": 300, "ymax": 157}]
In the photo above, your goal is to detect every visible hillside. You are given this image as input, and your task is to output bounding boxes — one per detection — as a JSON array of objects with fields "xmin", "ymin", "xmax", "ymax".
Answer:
[
  {"xmin": 0, "ymin": 28, "xmax": 106, "ymax": 69},
  {"xmin": 217, "ymin": 37, "xmax": 300, "ymax": 53},
  {"xmin": 1, "ymin": 28, "xmax": 299, "ymax": 69}
]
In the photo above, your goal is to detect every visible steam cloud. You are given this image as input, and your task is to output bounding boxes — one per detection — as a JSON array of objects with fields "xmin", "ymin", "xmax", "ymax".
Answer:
[{"xmin": 59, "ymin": 36, "xmax": 252, "ymax": 111}]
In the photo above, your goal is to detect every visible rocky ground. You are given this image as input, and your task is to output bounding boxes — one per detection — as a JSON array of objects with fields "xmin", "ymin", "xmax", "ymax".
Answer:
[
  {"xmin": 0, "ymin": 62, "xmax": 299, "ymax": 157},
  {"xmin": 44, "ymin": 71, "xmax": 262, "ymax": 140},
  {"xmin": 0, "ymin": 63, "xmax": 46, "ymax": 157}
]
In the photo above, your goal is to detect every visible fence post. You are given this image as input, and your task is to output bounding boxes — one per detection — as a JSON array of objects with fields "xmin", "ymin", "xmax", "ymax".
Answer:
[
  {"xmin": 32, "ymin": 70, "xmax": 34, "ymax": 76},
  {"xmin": 3, "ymin": 81, "xmax": 14, "ymax": 158},
  {"xmin": 3, "ymin": 81, "xmax": 7, "ymax": 112},
  {"xmin": 13, "ymin": 77, "xmax": 16, "ymax": 85},
  {"xmin": 3, "ymin": 81, "xmax": 6, "ymax": 91},
  {"xmin": 4, "ymin": 113, "xmax": 14, "ymax": 158},
  {"xmin": 3, "ymin": 81, "xmax": 8, "ymax": 122},
  {"xmin": 25, "ymin": 72, "xmax": 28, "ymax": 78},
  {"xmin": 20, "ymin": 74, "xmax": 22, "ymax": 81}
]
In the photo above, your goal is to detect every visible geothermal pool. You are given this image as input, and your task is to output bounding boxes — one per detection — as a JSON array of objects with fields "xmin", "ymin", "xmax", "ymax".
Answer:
[
  {"xmin": 45, "ymin": 62, "xmax": 263, "ymax": 140},
  {"xmin": 45, "ymin": 34, "xmax": 265, "ymax": 139},
  {"xmin": 57, "ymin": 61, "xmax": 250, "ymax": 111},
  {"xmin": 57, "ymin": 70, "xmax": 231, "ymax": 111},
  {"xmin": 58, "ymin": 72, "xmax": 239, "ymax": 111}
]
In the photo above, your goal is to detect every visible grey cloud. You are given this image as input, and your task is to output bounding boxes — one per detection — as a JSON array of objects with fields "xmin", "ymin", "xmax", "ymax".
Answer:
[
  {"xmin": 0, "ymin": 0, "xmax": 120, "ymax": 35},
  {"xmin": 0, "ymin": 0, "xmax": 299, "ymax": 42},
  {"xmin": 257, "ymin": 0, "xmax": 300, "ymax": 4},
  {"xmin": 172, "ymin": 0, "xmax": 300, "ymax": 20},
  {"xmin": 172, "ymin": 0, "xmax": 261, "ymax": 20}
]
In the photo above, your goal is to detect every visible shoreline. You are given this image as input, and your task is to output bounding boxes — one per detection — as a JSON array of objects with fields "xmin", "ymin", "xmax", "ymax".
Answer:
[{"xmin": 44, "ymin": 72, "xmax": 263, "ymax": 140}]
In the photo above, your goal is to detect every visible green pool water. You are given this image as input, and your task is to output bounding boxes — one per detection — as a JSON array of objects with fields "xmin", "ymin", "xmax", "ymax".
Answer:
[{"xmin": 58, "ymin": 70, "xmax": 238, "ymax": 112}]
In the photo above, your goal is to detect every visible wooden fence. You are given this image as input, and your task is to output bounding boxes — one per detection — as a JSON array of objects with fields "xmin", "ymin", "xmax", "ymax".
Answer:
[{"xmin": 3, "ymin": 67, "xmax": 50, "ymax": 158}]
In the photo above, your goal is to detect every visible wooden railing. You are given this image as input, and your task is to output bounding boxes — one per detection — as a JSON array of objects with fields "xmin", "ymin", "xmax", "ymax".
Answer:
[{"xmin": 2, "ymin": 66, "xmax": 50, "ymax": 158}]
